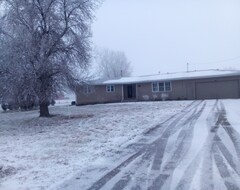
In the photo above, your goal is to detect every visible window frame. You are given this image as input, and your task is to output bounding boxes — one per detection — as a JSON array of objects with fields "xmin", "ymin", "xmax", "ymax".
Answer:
[
  {"xmin": 83, "ymin": 85, "xmax": 94, "ymax": 94},
  {"xmin": 106, "ymin": 84, "xmax": 115, "ymax": 93},
  {"xmin": 164, "ymin": 81, "xmax": 172, "ymax": 92},
  {"xmin": 152, "ymin": 82, "xmax": 159, "ymax": 92},
  {"xmin": 152, "ymin": 81, "xmax": 172, "ymax": 92},
  {"xmin": 158, "ymin": 82, "xmax": 165, "ymax": 92}
]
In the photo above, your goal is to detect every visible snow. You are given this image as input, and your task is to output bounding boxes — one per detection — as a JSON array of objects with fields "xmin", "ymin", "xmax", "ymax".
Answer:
[
  {"xmin": 0, "ymin": 101, "xmax": 190, "ymax": 190},
  {"xmin": 54, "ymin": 94, "xmax": 76, "ymax": 106},
  {"xmin": 222, "ymin": 99, "xmax": 240, "ymax": 135},
  {"xmin": 1, "ymin": 99, "xmax": 240, "ymax": 190},
  {"xmin": 101, "ymin": 69, "xmax": 240, "ymax": 85},
  {"xmin": 59, "ymin": 99, "xmax": 240, "ymax": 190},
  {"xmin": 170, "ymin": 101, "xmax": 212, "ymax": 190}
]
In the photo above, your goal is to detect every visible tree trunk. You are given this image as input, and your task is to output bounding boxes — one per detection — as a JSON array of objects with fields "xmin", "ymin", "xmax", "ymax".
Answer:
[{"xmin": 39, "ymin": 103, "xmax": 50, "ymax": 117}]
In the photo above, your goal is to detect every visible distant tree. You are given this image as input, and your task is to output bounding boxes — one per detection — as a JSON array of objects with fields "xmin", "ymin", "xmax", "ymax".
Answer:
[
  {"xmin": 96, "ymin": 49, "xmax": 132, "ymax": 80},
  {"xmin": 0, "ymin": 0, "xmax": 97, "ymax": 117}
]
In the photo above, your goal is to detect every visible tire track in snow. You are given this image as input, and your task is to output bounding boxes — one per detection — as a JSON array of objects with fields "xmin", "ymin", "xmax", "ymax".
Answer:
[
  {"xmin": 150, "ymin": 101, "xmax": 205, "ymax": 172},
  {"xmin": 148, "ymin": 102, "xmax": 206, "ymax": 189},
  {"xmin": 111, "ymin": 174, "xmax": 132, "ymax": 190},
  {"xmin": 213, "ymin": 101, "xmax": 240, "ymax": 176},
  {"xmin": 199, "ymin": 100, "xmax": 219, "ymax": 190},
  {"xmin": 222, "ymin": 127, "xmax": 240, "ymax": 160},
  {"xmin": 147, "ymin": 174, "xmax": 169, "ymax": 190},
  {"xmin": 144, "ymin": 101, "xmax": 203, "ymax": 135},
  {"xmin": 85, "ymin": 100, "xmax": 240, "ymax": 190},
  {"xmin": 202, "ymin": 100, "xmax": 240, "ymax": 190},
  {"xmin": 86, "ymin": 150, "xmax": 143, "ymax": 190},
  {"xmin": 86, "ymin": 101, "xmax": 204, "ymax": 190},
  {"xmin": 215, "ymin": 135, "xmax": 240, "ymax": 176},
  {"xmin": 176, "ymin": 100, "xmax": 222, "ymax": 190},
  {"xmin": 175, "ymin": 150, "xmax": 203, "ymax": 190},
  {"xmin": 108, "ymin": 101, "xmax": 206, "ymax": 190},
  {"xmin": 163, "ymin": 102, "xmax": 206, "ymax": 171},
  {"xmin": 213, "ymin": 143, "xmax": 240, "ymax": 190},
  {"xmin": 126, "ymin": 101, "xmax": 206, "ymax": 189},
  {"xmin": 219, "ymin": 102, "xmax": 240, "ymax": 161}
]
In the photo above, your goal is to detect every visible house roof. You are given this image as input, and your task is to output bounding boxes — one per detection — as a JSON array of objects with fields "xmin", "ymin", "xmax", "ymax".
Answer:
[{"xmin": 97, "ymin": 69, "xmax": 240, "ymax": 85}]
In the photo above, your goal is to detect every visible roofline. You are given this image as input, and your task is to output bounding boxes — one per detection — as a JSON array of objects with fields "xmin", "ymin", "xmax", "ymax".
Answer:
[
  {"xmin": 87, "ymin": 69, "xmax": 240, "ymax": 86},
  {"xmin": 95, "ymin": 71, "xmax": 240, "ymax": 85}
]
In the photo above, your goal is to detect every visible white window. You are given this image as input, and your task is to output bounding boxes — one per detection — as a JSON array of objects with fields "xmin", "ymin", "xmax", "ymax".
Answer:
[
  {"xmin": 152, "ymin": 81, "xmax": 172, "ymax": 92},
  {"xmin": 152, "ymin": 82, "xmax": 159, "ymax": 92},
  {"xmin": 165, "ymin": 82, "xmax": 171, "ymax": 91},
  {"xmin": 106, "ymin": 85, "xmax": 115, "ymax": 92},
  {"xmin": 83, "ymin": 85, "xmax": 94, "ymax": 94},
  {"xmin": 158, "ymin": 82, "xmax": 165, "ymax": 92}
]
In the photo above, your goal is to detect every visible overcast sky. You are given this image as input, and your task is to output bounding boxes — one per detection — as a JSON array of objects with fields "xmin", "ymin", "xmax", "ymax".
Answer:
[{"xmin": 92, "ymin": 0, "xmax": 240, "ymax": 76}]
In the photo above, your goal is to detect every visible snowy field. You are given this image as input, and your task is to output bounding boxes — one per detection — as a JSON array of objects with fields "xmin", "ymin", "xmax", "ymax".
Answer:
[
  {"xmin": 0, "ymin": 101, "xmax": 190, "ymax": 190},
  {"xmin": 58, "ymin": 99, "xmax": 240, "ymax": 190}
]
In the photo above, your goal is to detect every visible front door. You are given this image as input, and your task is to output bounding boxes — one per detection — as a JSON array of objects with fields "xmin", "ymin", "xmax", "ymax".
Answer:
[{"xmin": 127, "ymin": 85, "xmax": 133, "ymax": 99}]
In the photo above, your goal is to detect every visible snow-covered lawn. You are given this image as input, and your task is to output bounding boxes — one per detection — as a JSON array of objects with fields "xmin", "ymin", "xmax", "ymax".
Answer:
[
  {"xmin": 58, "ymin": 99, "xmax": 240, "ymax": 190},
  {"xmin": 0, "ymin": 101, "xmax": 190, "ymax": 190}
]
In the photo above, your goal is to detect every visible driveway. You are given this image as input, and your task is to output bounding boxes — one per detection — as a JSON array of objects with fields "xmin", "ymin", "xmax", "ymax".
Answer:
[{"xmin": 59, "ymin": 100, "xmax": 240, "ymax": 190}]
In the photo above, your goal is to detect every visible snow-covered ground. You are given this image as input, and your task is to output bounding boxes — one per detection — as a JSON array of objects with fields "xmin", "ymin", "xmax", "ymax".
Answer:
[
  {"xmin": 59, "ymin": 99, "xmax": 240, "ymax": 190},
  {"xmin": 0, "ymin": 101, "xmax": 190, "ymax": 190}
]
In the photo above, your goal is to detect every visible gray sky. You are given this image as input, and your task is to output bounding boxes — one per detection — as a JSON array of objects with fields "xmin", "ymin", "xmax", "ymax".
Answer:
[{"xmin": 92, "ymin": 0, "xmax": 240, "ymax": 76}]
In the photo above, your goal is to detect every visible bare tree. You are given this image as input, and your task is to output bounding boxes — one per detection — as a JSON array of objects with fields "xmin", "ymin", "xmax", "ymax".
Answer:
[
  {"xmin": 96, "ymin": 48, "xmax": 132, "ymax": 80},
  {"xmin": 0, "ymin": 0, "xmax": 97, "ymax": 117}
]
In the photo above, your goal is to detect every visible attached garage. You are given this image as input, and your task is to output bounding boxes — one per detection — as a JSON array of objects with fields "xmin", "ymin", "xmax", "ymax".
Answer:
[{"xmin": 195, "ymin": 80, "xmax": 239, "ymax": 100}]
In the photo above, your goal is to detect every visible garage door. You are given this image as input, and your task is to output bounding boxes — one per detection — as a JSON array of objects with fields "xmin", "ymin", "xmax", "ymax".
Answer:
[{"xmin": 196, "ymin": 80, "xmax": 239, "ymax": 99}]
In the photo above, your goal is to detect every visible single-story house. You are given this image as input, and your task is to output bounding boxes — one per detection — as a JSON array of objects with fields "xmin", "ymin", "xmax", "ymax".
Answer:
[{"xmin": 76, "ymin": 69, "xmax": 240, "ymax": 105}]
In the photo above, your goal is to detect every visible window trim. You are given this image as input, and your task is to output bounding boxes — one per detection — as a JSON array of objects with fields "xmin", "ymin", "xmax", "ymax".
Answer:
[
  {"xmin": 158, "ymin": 82, "xmax": 165, "ymax": 92},
  {"xmin": 106, "ymin": 84, "xmax": 115, "ymax": 93},
  {"xmin": 164, "ymin": 81, "xmax": 172, "ymax": 92},
  {"xmin": 152, "ymin": 82, "xmax": 159, "ymax": 92},
  {"xmin": 83, "ymin": 85, "xmax": 94, "ymax": 94},
  {"xmin": 152, "ymin": 81, "xmax": 172, "ymax": 92}
]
